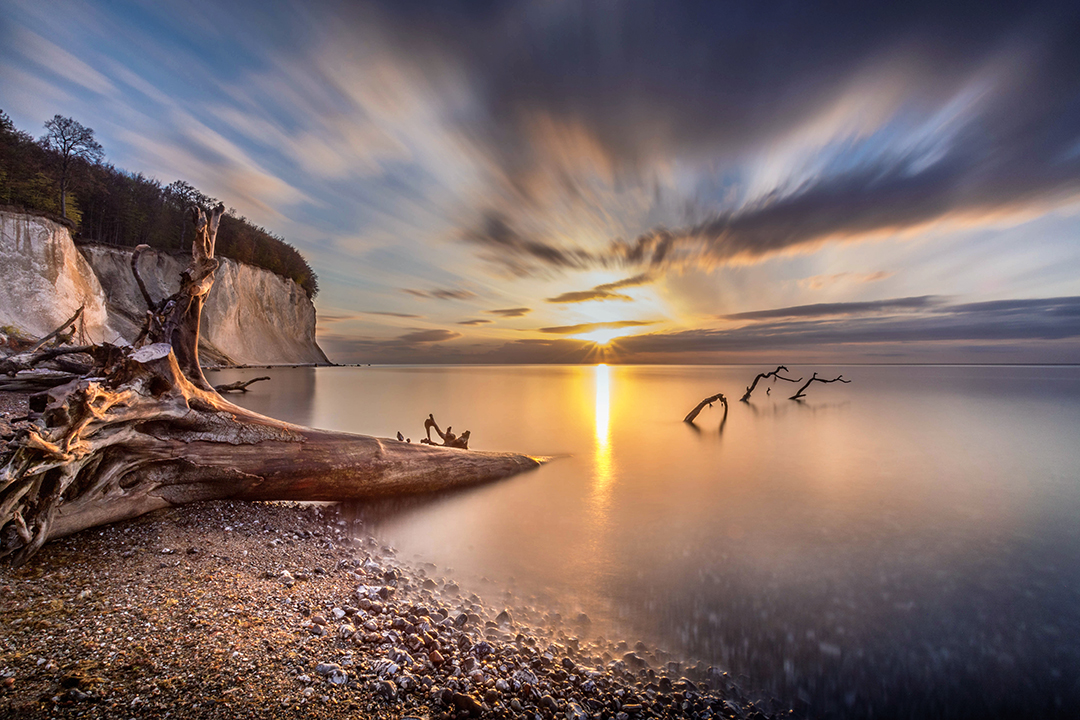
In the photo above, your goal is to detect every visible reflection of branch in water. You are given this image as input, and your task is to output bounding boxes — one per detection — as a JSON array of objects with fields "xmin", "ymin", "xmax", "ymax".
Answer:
[{"xmin": 791, "ymin": 400, "xmax": 852, "ymax": 414}]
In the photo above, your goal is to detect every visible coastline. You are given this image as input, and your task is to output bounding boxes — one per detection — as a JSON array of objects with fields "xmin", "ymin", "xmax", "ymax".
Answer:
[{"xmin": 0, "ymin": 392, "xmax": 781, "ymax": 720}]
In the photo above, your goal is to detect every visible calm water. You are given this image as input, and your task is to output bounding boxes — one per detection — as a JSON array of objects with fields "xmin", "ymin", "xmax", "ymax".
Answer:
[{"xmin": 211, "ymin": 364, "xmax": 1080, "ymax": 718}]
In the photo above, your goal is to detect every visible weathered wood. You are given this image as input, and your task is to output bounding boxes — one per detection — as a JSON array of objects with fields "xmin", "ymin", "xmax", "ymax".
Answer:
[
  {"xmin": 684, "ymin": 393, "xmax": 726, "ymax": 423},
  {"xmin": 422, "ymin": 414, "xmax": 471, "ymax": 449},
  {"xmin": 28, "ymin": 306, "xmax": 84, "ymax": 354},
  {"xmin": 213, "ymin": 376, "xmax": 270, "ymax": 393},
  {"xmin": 0, "ymin": 205, "xmax": 540, "ymax": 565},
  {"xmin": 739, "ymin": 365, "xmax": 801, "ymax": 402},
  {"xmin": 789, "ymin": 372, "xmax": 851, "ymax": 400}
]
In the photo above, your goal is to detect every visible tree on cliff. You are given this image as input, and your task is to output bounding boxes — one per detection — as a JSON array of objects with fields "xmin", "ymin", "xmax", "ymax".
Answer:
[
  {"xmin": 39, "ymin": 115, "xmax": 104, "ymax": 220},
  {"xmin": 0, "ymin": 205, "xmax": 538, "ymax": 565}
]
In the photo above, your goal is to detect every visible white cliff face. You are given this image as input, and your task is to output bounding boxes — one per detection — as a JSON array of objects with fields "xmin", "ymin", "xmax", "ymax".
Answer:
[
  {"xmin": 0, "ymin": 212, "xmax": 114, "ymax": 342},
  {"xmin": 0, "ymin": 211, "xmax": 328, "ymax": 365}
]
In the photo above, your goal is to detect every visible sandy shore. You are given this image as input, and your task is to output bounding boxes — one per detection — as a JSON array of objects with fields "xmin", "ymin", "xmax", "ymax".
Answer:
[{"xmin": 0, "ymin": 392, "xmax": 783, "ymax": 719}]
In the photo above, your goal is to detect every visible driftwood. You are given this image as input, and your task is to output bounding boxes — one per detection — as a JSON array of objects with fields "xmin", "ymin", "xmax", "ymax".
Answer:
[
  {"xmin": 213, "ymin": 376, "xmax": 270, "ymax": 393},
  {"xmin": 28, "ymin": 306, "xmax": 84, "ymax": 354},
  {"xmin": 739, "ymin": 365, "xmax": 801, "ymax": 402},
  {"xmin": 684, "ymin": 393, "xmax": 727, "ymax": 424},
  {"xmin": 421, "ymin": 414, "xmax": 470, "ymax": 449},
  {"xmin": 0, "ymin": 204, "xmax": 539, "ymax": 565},
  {"xmin": 790, "ymin": 372, "xmax": 851, "ymax": 400}
]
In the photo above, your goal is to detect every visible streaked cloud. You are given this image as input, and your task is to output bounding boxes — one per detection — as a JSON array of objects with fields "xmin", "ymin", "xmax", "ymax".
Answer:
[
  {"xmin": 457, "ymin": 319, "xmax": 492, "ymax": 325},
  {"xmin": 537, "ymin": 320, "xmax": 657, "ymax": 335},
  {"xmin": 485, "ymin": 308, "xmax": 532, "ymax": 317},
  {"xmin": 398, "ymin": 329, "xmax": 462, "ymax": 343},
  {"xmin": 403, "ymin": 288, "xmax": 477, "ymax": 301},
  {"xmin": 547, "ymin": 273, "xmax": 654, "ymax": 304},
  {"xmin": 722, "ymin": 296, "xmax": 942, "ymax": 322}
]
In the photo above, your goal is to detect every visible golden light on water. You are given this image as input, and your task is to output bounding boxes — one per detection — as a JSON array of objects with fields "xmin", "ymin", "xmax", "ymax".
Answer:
[
  {"xmin": 591, "ymin": 363, "xmax": 614, "ymax": 509},
  {"xmin": 594, "ymin": 363, "xmax": 610, "ymax": 445}
]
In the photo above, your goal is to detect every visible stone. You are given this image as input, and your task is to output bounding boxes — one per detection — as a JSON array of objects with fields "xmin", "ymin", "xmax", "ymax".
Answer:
[
  {"xmin": 375, "ymin": 679, "xmax": 397, "ymax": 701},
  {"xmin": 566, "ymin": 701, "xmax": 588, "ymax": 720},
  {"xmin": 451, "ymin": 692, "xmax": 484, "ymax": 717}
]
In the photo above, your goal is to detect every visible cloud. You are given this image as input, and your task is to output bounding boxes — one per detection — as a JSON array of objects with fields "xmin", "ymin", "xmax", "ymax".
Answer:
[
  {"xmin": 458, "ymin": 319, "xmax": 493, "ymax": 325},
  {"xmin": 485, "ymin": 307, "xmax": 532, "ymax": 317},
  {"xmin": 621, "ymin": 296, "xmax": 1080, "ymax": 355},
  {"xmin": 798, "ymin": 271, "xmax": 894, "ymax": 291},
  {"xmin": 403, "ymin": 288, "xmax": 477, "ymax": 301},
  {"xmin": 397, "ymin": 329, "xmax": 463, "ymax": 343},
  {"xmin": 722, "ymin": 296, "xmax": 942, "ymax": 321},
  {"xmin": 363, "ymin": 311, "xmax": 423, "ymax": 318},
  {"xmin": 537, "ymin": 320, "xmax": 658, "ymax": 335},
  {"xmin": 462, "ymin": 211, "xmax": 596, "ymax": 275},
  {"xmin": 547, "ymin": 273, "xmax": 654, "ymax": 303}
]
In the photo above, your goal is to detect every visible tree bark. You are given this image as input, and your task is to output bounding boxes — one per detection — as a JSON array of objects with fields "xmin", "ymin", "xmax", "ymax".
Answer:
[{"xmin": 0, "ymin": 205, "xmax": 541, "ymax": 565}]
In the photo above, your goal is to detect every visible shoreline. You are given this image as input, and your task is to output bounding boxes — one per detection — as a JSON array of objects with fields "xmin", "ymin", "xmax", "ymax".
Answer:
[
  {"xmin": 0, "ymin": 501, "xmax": 782, "ymax": 719},
  {"xmin": 0, "ymin": 391, "xmax": 784, "ymax": 720}
]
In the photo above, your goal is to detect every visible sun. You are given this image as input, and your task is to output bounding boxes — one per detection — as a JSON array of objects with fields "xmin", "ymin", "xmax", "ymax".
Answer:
[{"xmin": 574, "ymin": 327, "xmax": 633, "ymax": 345}]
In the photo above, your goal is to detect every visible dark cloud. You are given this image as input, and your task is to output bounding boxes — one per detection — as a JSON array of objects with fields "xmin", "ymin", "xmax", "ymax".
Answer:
[
  {"xmin": 485, "ymin": 307, "xmax": 532, "ymax": 317},
  {"xmin": 398, "ymin": 329, "xmax": 463, "ymax": 343},
  {"xmin": 402, "ymin": 288, "xmax": 477, "ymax": 301},
  {"xmin": 463, "ymin": 211, "xmax": 596, "ymax": 275},
  {"xmin": 547, "ymin": 273, "xmax": 654, "ymax": 303},
  {"xmin": 458, "ymin": 319, "xmax": 493, "ymax": 325},
  {"xmin": 537, "ymin": 320, "xmax": 657, "ymax": 335},
  {"xmin": 620, "ymin": 296, "xmax": 1080, "ymax": 355},
  {"xmin": 722, "ymin": 296, "xmax": 942, "ymax": 321},
  {"xmin": 384, "ymin": 0, "xmax": 1080, "ymax": 272}
]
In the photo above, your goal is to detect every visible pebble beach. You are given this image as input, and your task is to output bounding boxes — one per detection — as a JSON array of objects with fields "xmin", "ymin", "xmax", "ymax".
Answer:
[{"xmin": 0, "ymin": 393, "xmax": 783, "ymax": 720}]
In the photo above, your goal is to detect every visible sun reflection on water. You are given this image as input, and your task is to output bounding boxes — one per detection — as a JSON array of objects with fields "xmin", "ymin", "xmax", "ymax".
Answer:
[{"xmin": 592, "ymin": 364, "xmax": 614, "ymax": 509}]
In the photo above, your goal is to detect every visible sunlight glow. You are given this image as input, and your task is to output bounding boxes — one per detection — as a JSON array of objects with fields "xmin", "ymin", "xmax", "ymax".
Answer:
[{"xmin": 576, "ymin": 328, "xmax": 635, "ymax": 346}]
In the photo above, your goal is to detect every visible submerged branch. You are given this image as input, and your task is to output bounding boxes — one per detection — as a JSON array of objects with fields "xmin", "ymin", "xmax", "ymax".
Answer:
[
  {"xmin": 684, "ymin": 393, "xmax": 727, "ymax": 423},
  {"xmin": 740, "ymin": 365, "xmax": 801, "ymax": 402},
  {"xmin": 790, "ymin": 372, "xmax": 851, "ymax": 400}
]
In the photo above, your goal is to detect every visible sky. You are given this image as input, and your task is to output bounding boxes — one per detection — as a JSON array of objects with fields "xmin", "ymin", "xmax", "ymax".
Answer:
[{"xmin": 2, "ymin": 0, "xmax": 1079, "ymax": 364}]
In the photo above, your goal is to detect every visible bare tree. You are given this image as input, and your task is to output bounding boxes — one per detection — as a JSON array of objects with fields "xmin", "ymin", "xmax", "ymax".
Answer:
[{"xmin": 40, "ymin": 115, "xmax": 104, "ymax": 220}]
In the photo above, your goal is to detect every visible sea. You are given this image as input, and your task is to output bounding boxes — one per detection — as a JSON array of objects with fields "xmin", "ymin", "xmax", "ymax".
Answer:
[{"xmin": 208, "ymin": 363, "xmax": 1080, "ymax": 719}]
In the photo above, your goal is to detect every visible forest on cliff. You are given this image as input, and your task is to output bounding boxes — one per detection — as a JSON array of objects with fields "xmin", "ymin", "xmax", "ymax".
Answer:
[{"xmin": 0, "ymin": 110, "xmax": 318, "ymax": 298}]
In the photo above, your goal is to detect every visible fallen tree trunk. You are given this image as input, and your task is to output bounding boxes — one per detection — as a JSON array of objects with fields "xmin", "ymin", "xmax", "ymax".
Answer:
[{"xmin": 0, "ymin": 205, "xmax": 541, "ymax": 565}]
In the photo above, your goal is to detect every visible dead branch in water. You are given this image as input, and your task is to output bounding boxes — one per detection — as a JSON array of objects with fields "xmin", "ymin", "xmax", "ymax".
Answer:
[
  {"xmin": 213, "ymin": 376, "xmax": 270, "ymax": 393},
  {"xmin": 739, "ymin": 365, "xmax": 801, "ymax": 402},
  {"xmin": 684, "ymin": 393, "xmax": 727, "ymax": 423},
  {"xmin": 790, "ymin": 372, "xmax": 851, "ymax": 400}
]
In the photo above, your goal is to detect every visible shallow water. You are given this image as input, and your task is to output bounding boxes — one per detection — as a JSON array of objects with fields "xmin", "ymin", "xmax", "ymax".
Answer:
[{"xmin": 213, "ymin": 364, "xmax": 1080, "ymax": 718}]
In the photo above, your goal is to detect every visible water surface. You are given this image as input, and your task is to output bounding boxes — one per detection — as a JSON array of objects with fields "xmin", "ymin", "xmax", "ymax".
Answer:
[{"xmin": 212, "ymin": 364, "xmax": 1080, "ymax": 718}]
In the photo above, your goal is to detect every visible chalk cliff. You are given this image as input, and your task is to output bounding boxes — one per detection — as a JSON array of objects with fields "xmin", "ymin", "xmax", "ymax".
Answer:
[{"xmin": 0, "ymin": 211, "xmax": 328, "ymax": 365}]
